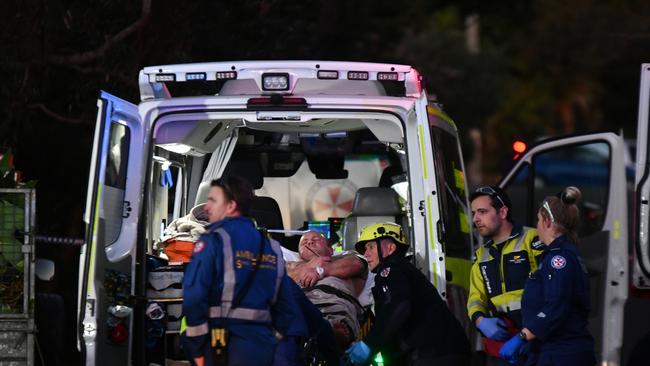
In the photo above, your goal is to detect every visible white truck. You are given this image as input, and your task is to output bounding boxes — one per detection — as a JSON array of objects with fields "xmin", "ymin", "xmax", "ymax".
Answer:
[{"xmin": 77, "ymin": 60, "xmax": 650, "ymax": 365}]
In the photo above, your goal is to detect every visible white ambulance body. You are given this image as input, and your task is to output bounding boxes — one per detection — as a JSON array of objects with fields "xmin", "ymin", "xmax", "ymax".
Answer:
[{"xmin": 78, "ymin": 61, "xmax": 475, "ymax": 365}]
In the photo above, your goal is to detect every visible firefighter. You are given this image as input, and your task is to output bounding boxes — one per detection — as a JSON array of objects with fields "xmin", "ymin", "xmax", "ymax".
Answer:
[
  {"xmin": 500, "ymin": 187, "xmax": 596, "ymax": 366},
  {"xmin": 181, "ymin": 176, "xmax": 306, "ymax": 366},
  {"xmin": 346, "ymin": 223, "xmax": 470, "ymax": 366},
  {"xmin": 468, "ymin": 186, "xmax": 544, "ymax": 365}
]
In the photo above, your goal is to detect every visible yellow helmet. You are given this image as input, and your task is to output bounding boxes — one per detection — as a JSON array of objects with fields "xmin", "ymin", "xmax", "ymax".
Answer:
[{"xmin": 355, "ymin": 222, "xmax": 406, "ymax": 253}]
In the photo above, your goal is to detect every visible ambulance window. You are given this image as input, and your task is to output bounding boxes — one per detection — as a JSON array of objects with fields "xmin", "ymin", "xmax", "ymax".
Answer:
[
  {"xmin": 503, "ymin": 164, "xmax": 531, "ymax": 225},
  {"xmin": 106, "ymin": 122, "xmax": 129, "ymax": 189},
  {"xmin": 429, "ymin": 126, "xmax": 472, "ymax": 259},
  {"xmin": 104, "ymin": 121, "xmax": 130, "ymax": 246},
  {"xmin": 531, "ymin": 142, "xmax": 610, "ymax": 236}
]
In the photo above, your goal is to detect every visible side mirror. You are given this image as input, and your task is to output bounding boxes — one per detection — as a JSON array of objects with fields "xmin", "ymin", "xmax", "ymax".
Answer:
[{"xmin": 35, "ymin": 259, "xmax": 55, "ymax": 281}]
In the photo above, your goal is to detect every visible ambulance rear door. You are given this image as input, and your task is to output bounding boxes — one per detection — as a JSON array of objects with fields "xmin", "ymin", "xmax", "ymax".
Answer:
[
  {"xmin": 78, "ymin": 91, "xmax": 147, "ymax": 366},
  {"xmin": 499, "ymin": 132, "xmax": 628, "ymax": 365},
  {"xmin": 628, "ymin": 62, "xmax": 650, "ymax": 364},
  {"xmin": 633, "ymin": 63, "xmax": 650, "ymax": 289}
]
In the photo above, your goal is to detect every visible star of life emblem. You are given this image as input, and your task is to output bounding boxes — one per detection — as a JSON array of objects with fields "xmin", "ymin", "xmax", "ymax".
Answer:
[
  {"xmin": 193, "ymin": 240, "xmax": 205, "ymax": 254},
  {"xmin": 550, "ymin": 255, "xmax": 566, "ymax": 269}
]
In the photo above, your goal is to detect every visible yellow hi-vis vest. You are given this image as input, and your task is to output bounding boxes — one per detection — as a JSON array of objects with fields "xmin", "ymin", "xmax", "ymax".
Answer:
[{"xmin": 467, "ymin": 226, "xmax": 543, "ymax": 323}]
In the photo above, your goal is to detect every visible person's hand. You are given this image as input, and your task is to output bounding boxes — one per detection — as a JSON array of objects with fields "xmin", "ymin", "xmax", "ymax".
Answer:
[
  {"xmin": 298, "ymin": 269, "xmax": 321, "ymax": 288},
  {"xmin": 345, "ymin": 341, "xmax": 371, "ymax": 365},
  {"xmin": 476, "ymin": 317, "xmax": 509, "ymax": 341},
  {"xmin": 499, "ymin": 335, "xmax": 526, "ymax": 364}
]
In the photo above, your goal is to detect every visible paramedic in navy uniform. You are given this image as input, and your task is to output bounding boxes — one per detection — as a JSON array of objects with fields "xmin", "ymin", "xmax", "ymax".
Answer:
[
  {"xmin": 500, "ymin": 186, "xmax": 596, "ymax": 365},
  {"xmin": 181, "ymin": 176, "xmax": 305, "ymax": 366}
]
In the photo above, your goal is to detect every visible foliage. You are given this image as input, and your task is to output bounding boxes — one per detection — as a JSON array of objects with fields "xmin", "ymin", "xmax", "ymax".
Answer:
[{"xmin": 0, "ymin": 0, "xmax": 649, "ymax": 232}]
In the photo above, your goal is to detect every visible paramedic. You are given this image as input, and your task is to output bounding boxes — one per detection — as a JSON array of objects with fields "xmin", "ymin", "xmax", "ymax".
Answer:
[
  {"xmin": 468, "ymin": 186, "xmax": 544, "ymax": 364},
  {"xmin": 346, "ymin": 223, "xmax": 470, "ymax": 366},
  {"xmin": 181, "ymin": 176, "xmax": 305, "ymax": 366},
  {"xmin": 286, "ymin": 230, "xmax": 368, "ymax": 348},
  {"xmin": 500, "ymin": 187, "xmax": 595, "ymax": 365}
]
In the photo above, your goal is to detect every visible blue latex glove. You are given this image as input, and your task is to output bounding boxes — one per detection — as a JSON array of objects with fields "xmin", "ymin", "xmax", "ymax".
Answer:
[
  {"xmin": 477, "ymin": 317, "xmax": 509, "ymax": 341},
  {"xmin": 345, "ymin": 341, "xmax": 371, "ymax": 365},
  {"xmin": 499, "ymin": 335, "xmax": 526, "ymax": 364}
]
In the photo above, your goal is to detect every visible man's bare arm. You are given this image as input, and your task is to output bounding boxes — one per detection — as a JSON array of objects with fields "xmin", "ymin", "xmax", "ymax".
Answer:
[{"xmin": 321, "ymin": 254, "xmax": 366, "ymax": 279}]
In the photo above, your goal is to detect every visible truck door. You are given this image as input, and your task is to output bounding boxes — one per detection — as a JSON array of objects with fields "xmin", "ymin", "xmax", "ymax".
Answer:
[
  {"xmin": 78, "ymin": 91, "xmax": 146, "ymax": 366},
  {"xmin": 499, "ymin": 132, "xmax": 628, "ymax": 365}
]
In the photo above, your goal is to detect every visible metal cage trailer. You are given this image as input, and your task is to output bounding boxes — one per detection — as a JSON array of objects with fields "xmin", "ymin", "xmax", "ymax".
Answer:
[{"xmin": 0, "ymin": 189, "xmax": 36, "ymax": 366}]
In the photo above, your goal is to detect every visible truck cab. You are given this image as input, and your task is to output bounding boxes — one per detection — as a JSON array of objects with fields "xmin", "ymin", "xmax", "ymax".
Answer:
[{"xmin": 78, "ymin": 61, "xmax": 475, "ymax": 365}]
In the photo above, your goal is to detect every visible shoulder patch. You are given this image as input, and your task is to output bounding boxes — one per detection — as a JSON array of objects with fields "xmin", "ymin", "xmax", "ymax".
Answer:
[
  {"xmin": 531, "ymin": 236, "xmax": 545, "ymax": 250},
  {"xmin": 550, "ymin": 255, "xmax": 566, "ymax": 269},
  {"xmin": 193, "ymin": 240, "xmax": 205, "ymax": 254},
  {"xmin": 380, "ymin": 267, "xmax": 391, "ymax": 277}
]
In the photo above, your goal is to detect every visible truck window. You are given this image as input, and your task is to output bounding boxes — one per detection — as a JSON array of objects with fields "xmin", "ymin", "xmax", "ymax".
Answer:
[
  {"xmin": 506, "ymin": 141, "xmax": 611, "ymax": 237},
  {"xmin": 429, "ymin": 125, "xmax": 471, "ymax": 259},
  {"xmin": 504, "ymin": 164, "xmax": 531, "ymax": 225}
]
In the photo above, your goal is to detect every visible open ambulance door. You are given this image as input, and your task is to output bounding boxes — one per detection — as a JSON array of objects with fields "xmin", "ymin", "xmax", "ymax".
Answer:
[
  {"xmin": 78, "ymin": 92, "xmax": 147, "ymax": 366},
  {"xmin": 627, "ymin": 63, "xmax": 650, "ymax": 364},
  {"xmin": 499, "ymin": 132, "xmax": 628, "ymax": 365}
]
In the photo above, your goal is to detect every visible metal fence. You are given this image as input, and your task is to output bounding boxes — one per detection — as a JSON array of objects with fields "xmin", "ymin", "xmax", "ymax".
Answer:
[{"xmin": 0, "ymin": 189, "xmax": 35, "ymax": 366}]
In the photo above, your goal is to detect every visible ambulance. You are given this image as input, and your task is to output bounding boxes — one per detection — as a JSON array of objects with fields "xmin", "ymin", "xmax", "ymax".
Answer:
[
  {"xmin": 77, "ymin": 60, "xmax": 650, "ymax": 366},
  {"xmin": 77, "ymin": 61, "xmax": 475, "ymax": 365}
]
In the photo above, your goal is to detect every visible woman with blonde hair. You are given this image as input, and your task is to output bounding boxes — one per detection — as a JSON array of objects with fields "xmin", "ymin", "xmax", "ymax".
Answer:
[{"xmin": 500, "ymin": 186, "xmax": 596, "ymax": 365}]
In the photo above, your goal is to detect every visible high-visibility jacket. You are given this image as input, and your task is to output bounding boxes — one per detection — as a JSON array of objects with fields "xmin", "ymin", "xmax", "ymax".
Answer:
[
  {"xmin": 467, "ymin": 224, "xmax": 544, "ymax": 328},
  {"xmin": 181, "ymin": 216, "xmax": 306, "ymax": 363}
]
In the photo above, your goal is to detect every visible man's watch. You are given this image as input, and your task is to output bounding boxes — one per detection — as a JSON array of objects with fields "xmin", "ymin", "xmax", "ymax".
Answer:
[
  {"xmin": 315, "ymin": 266, "xmax": 325, "ymax": 279},
  {"xmin": 518, "ymin": 330, "xmax": 527, "ymax": 341}
]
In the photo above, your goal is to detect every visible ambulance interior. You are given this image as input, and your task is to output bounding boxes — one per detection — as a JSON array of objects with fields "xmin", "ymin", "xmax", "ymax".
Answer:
[{"xmin": 147, "ymin": 116, "xmax": 409, "ymax": 256}]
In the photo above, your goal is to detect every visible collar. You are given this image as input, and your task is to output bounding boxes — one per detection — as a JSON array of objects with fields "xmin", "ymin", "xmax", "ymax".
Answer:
[
  {"xmin": 206, "ymin": 215, "xmax": 253, "ymax": 230},
  {"xmin": 372, "ymin": 252, "xmax": 405, "ymax": 273},
  {"xmin": 547, "ymin": 234, "xmax": 569, "ymax": 251},
  {"xmin": 483, "ymin": 223, "xmax": 523, "ymax": 247}
]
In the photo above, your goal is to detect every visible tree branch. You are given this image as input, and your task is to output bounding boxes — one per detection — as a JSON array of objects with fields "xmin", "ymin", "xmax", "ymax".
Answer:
[
  {"xmin": 48, "ymin": 0, "xmax": 151, "ymax": 65},
  {"xmin": 28, "ymin": 103, "xmax": 85, "ymax": 124}
]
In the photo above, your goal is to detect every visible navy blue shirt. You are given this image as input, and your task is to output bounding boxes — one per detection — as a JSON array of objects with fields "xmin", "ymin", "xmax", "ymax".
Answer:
[{"xmin": 522, "ymin": 234, "xmax": 594, "ymax": 354}]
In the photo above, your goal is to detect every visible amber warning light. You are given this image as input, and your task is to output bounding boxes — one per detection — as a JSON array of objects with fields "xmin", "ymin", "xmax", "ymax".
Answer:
[{"xmin": 512, "ymin": 140, "xmax": 527, "ymax": 160}]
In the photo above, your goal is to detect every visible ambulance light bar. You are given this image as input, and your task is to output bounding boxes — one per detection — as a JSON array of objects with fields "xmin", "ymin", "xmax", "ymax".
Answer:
[
  {"xmin": 140, "ymin": 61, "xmax": 424, "ymax": 100},
  {"xmin": 186, "ymin": 72, "xmax": 206, "ymax": 81},
  {"xmin": 347, "ymin": 71, "xmax": 369, "ymax": 80},
  {"xmin": 155, "ymin": 73, "xmax": 176, "ymax": 82},
  {"xmin": 377, "ymin": 72, "xmax": 398, "ymax": 81},
  {"xmin": 317, "ymin": 70, "xmax": 339, "ymax": 79},
  {"xmin": 262, "ymin": 73, "xmax": 290, "ymax": 91},
  {"xmin": 216, "ymin": 71, "xmax": 237, "ymax": 80}
]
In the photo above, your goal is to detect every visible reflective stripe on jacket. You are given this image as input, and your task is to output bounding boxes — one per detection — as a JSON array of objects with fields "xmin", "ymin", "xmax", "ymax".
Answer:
[{"xmin": 181, "ymin": 216, "xmax": 288, "ymax": 357}]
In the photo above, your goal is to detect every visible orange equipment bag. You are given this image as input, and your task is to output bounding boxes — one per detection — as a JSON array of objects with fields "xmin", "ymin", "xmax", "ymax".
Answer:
[{"xmin": 163, "ymin": 240, "xmax": 195, "ymax": 262}]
